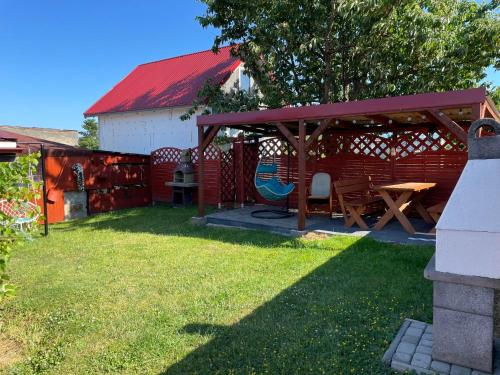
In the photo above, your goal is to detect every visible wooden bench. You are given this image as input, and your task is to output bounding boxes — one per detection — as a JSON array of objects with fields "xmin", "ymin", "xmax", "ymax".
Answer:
[
  {"xmin": 333, "ymin": 176, "xmax": 384, "ymax": 229},
  {"xmin": 427, "ymin": 201, "xmax": 447, "ymax": 233}
]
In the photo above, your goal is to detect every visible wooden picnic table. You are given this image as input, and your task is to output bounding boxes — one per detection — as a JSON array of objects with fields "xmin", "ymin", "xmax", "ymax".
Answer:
[{"xmin": 373, "ymin": 182, "xmax": 437, "ymax": 234}]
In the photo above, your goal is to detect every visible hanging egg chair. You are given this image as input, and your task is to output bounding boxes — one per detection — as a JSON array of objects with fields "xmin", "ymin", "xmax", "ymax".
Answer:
[{"xmin": 251, "ymin": 158, "xmax": 295, "ymax": 219}]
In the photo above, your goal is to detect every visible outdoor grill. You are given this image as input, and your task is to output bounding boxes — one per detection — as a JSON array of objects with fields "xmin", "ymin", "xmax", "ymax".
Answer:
[
  {"xmin": 425, "ymin": 118, "xmax": 500, "ymax": 373},
  {"xmin": 166, "ymin": 149, "xmax": 198, "ymax": 206},
  {"xmin": 173, "ymin": 150, "xmax": 195, "ymax": 184}
]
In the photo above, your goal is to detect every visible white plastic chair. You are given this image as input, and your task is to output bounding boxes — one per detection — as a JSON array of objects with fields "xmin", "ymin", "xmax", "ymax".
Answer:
[{"xmin": 306, "ymin": 172, "xmax": 333, "ymax": 217}]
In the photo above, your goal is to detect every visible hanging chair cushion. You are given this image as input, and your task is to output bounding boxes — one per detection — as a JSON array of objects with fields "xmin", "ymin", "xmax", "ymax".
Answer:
[
  {"xmin": 256, "ymin": 177, "xmax": 295, "ymax": 199},
  {"xmin": 256, "ymin": 164, "xmax": 278, "ymax": 174}
]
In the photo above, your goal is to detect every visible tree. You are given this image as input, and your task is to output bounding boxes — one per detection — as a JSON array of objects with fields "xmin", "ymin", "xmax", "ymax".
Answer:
[
  {"xmin": 0, "ymin": 153, "xmax": 41, "ymax": 301},
  {"xmin": 79, "ymin": 118, "xmax": 99, "ymax": 150},
  {"xmin": 181, "ymin": 79, "xmax": 261, "ymax": 121},
  {"xmin": 199, "ymin": 0, "xmax": 500, "ymax": 107},
  {"xmin": 490, "ymin": 86, "xmax": 500, "ymax": 109}
]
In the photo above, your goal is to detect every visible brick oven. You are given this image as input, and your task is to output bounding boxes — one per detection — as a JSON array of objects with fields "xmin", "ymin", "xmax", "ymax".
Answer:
[
  {"xmin": 166, "ymin": 150, "xmax": 198, "ymax": 206},
  {"xmin": 425, "ymin": 118, "xmax": 500, "ymax": 373}
]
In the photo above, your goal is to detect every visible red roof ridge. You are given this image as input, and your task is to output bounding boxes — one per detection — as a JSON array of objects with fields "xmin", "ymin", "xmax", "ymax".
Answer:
[{"xmin": 138, "ymin": 45, "xmax": 237, "ymax": 67}]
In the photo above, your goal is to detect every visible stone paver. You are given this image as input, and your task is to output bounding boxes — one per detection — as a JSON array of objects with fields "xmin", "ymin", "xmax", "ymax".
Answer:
[
  {"xmin": 401, "ymin": 334, "xmax": 420, "ymax": 344},
  {"xmin": 406, "ymin": 327, "xmax": 424, "ymax": 337},
  {"xmin": 411, "ymin": 321, "xmax": 428, "ymax": 329},
  {"xmin": 416, "ymin": 345, "xmax": 433, "ymax": 355},
  {"xmin": 450, "ymin": 364, "xmax": 472, "ymax": 375},
  {"xmin": 393, "ymin": 351, "xmax": 412, "ymax": 364},
  {"xmin": 397, "ymin": 342, "xmax": 417, "ymax": 355},
  {"xmin": 412, "ymin": 352, "xmax": 432, "ymax": 369},
  {"xmin": 431, "ymin": 360, "xmax": 451, "ymax": 374},
  {"xmin": 383, "ymin": 319, "xmax": 500, "ymax": 375},
  {"xmin": 420, "ymin": 339, "xmax": 433, "ymax": 348},
  {"xmin": 422, "ymin": 333, "xmax": 433, "ymax": 341}
]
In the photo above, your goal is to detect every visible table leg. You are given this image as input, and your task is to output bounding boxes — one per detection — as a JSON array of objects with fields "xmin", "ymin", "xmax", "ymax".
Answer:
[
  {"xmin": 413, "ymin": 194, "xmax": 435, "ymax": 224},
  {"xmin": 374, "ymin": 190, "xmax": 416, "ymax": 234}
]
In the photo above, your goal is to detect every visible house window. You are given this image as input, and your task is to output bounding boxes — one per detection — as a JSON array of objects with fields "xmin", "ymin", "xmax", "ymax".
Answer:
[{"xmin": 239, "ymin": 67, "xmax": 251, "ymax": 92}]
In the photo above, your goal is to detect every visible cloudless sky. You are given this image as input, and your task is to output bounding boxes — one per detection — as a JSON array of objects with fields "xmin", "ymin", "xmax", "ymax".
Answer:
[{"xmin": 0, "ymin": 1, "xmax": 498, "ymax": 131}]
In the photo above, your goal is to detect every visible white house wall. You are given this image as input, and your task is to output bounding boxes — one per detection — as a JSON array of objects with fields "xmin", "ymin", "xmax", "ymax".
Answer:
[
  {"xmin": 97, "ymin": 63, "xmax": 250, "ymax": 154},
  {"xmin": 98, "ymin": 106, "xmax": 201, "ymax": 154}
]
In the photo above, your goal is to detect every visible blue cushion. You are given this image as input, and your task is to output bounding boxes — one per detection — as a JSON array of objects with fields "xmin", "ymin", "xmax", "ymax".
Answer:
[{"xmin": 256, "ymin": 164, "xmax": 278, "ymax": 174}]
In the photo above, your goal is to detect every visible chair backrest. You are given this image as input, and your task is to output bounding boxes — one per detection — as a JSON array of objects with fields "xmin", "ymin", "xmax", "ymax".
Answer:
[
  {"xmin": 0, "ymin": 199, "xmax": 38, "ymax": 220},
  {"xmin": 333, "ymin": 176, "xmax": 372, "ymax": 218},
  {"xmin": 310, "ymin": 173, "xmax": 331, "ymax": 197},
  {"xmin": 334, "ymin": 176, "xmax": 371, "ymax": 196}
]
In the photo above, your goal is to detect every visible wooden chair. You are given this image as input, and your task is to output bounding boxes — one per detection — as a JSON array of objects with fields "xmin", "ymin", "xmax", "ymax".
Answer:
[
  {"xmin": 427, "ymin": 201, "xmax": 447, "ymax": 233},
  {"xmin": 306, "ymin": 172, "xmax": 333, "ymax": 217},
  {"xmin": 334, "ymin": 176, "xmax": 384, "ymax": 229}
]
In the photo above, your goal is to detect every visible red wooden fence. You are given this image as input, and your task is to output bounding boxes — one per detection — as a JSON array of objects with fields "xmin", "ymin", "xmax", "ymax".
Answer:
[
  {"xmin": 42, "ymin": 149, "xmax": 151, "ymax": 222},
  {"xmin": 151, "ymin": 125, "xmax": 466, "ymax": 212},
  {"xmin": 151, "ymin": 145, "xmax": 227, "ymax": 206}
]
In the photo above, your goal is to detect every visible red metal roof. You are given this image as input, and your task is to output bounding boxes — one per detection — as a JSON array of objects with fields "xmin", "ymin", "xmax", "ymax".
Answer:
[
  {"xmin": 85, "ymin": 46, "xmax": 241, "ymax": 117},
  {"xmin": 197, "ymin": 88, "xmax": 488, "ymax": 126}
]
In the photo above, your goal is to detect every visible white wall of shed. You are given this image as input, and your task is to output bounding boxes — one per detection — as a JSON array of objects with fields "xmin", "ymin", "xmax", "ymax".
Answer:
[{"xmin": 98, "ymin": 106, "xmax": 201, "ymax": 154}]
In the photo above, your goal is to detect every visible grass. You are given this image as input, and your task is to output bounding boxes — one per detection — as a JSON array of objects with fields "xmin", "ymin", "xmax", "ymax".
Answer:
[{"xmin": 0, "ymin": 206, "xmax": 434, "ymax": 374}]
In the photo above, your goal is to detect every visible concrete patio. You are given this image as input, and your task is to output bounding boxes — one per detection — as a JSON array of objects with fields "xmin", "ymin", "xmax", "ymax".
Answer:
[{"xmin": 205, "ymin": 205, "xmax": 436, "ymax": 246}]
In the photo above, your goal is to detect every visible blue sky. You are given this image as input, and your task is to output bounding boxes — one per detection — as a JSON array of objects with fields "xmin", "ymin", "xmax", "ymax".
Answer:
[{"xmin": 0, "ymin": 1, "xmax": 498, "ymax": 131}]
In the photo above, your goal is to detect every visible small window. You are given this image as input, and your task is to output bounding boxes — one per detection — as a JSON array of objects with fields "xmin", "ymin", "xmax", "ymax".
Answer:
[{"xmin": 239, "ymin": 67, "xmax": 251, "ymax": 92}]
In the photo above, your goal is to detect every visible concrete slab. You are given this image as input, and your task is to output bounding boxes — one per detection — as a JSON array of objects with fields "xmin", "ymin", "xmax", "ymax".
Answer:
[{"xmin": 205, "ymin": 205, "xmax": 436, "ymax": 245}]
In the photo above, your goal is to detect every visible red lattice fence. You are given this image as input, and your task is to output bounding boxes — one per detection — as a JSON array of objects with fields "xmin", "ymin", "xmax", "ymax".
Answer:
[
  {"xmin": 151, "ymin": 145, "xmax": 225, "ymax": 205},
  {"xmin": 248, "ymin": 125, "xmax": 467, "ymax": 210},
  {"xmin": 150, "ymin": 125, "xmax": 467, "ymax": 210}
]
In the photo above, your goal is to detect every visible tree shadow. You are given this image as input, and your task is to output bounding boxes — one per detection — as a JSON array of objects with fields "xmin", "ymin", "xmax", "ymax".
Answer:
[
  {"xmin": 158, "ymin": 237, "xmax": 433, "ymax": 374},
  {"xmin": 53, "ymin": 206, "xmax": 304, "ymax": 249}
]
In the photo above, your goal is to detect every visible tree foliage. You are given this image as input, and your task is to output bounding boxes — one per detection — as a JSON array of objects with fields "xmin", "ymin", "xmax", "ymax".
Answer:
[
  {"xmin": 199, "ymin": 0, "xmax": 500, "ymax": 107},
  {"xmin": 0, "ymin": 153, "xmax": 41, "ymax": 301},
  {"xmin": 79, "ymin": 118, "xmax": 99, "ymax": 150},
  {"xmin": 181, "ymin": 79, "xmax": 260, "ymax": 121}
]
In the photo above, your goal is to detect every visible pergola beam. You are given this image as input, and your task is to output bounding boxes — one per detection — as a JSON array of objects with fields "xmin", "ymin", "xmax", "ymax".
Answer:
[
  {"xmin": 201, "ymin": 125, "xmax": 220, "ymax": 152},
  {"xmin": 275, "ymin": 122, "xmax": 299, "ymax": 151},
  {"xmin": 485, "ymin": 98, "xmax": 500, "ymax": 121},
  {"xmin": 305, "ymin": 119, "xmax": 333, "ymax": 150},
  {"xmin": 365, "ymin": 114, "xmax": 399, "ymax": 127},
  {"xmin": 426, "ymin": 109, "xmax": 468, "ymax": 144}
]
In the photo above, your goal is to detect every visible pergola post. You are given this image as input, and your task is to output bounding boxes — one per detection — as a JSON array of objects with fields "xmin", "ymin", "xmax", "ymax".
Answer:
[
  {"xmin": 197, "ymin": 126, "xmax": 205, "ymax": 217},
  {"xmin": 197, "ymin": 125, "xmax": 220, "ymax": 217},
  {"xmin": 297, "ymin": 120, "xmax": 306, "ymax": 231}
]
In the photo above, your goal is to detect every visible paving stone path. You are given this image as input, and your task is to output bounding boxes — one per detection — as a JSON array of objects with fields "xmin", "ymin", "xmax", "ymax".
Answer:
[{"xmin": 383, "ymin": 319, "xmax": 500, "ymax": 375}]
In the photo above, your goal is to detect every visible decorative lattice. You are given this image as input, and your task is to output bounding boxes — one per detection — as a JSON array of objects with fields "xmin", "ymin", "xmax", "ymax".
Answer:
[
  {"xmin": 243, "ymin": 142, "xmax": 258, "ymax": 201},
  {"xmin": 151, "ymin": 147, "xmax": 181, "ymax": 165},
  {"xmin": 258, "ymin": 138, "xmax": 296, "ymax": 159},
  {"xmin": 190, "ymin": 144, "xmax": 221, "ymax": 163},
  {"xmin": 313, "ymin": 131, "xmax": 392, "ymax": 160},
  {"xmin": 395, "ymin": 128, "xmax": 467, "ymax": 159},
  {"xmin": 220, "ymin": 149, "xmax": 235, "ymax": 203}
]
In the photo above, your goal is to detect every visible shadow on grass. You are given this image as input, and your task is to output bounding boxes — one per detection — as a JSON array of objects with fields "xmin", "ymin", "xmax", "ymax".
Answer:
[
  {"xmin": 157, "ymin": 236, "xmax": 433, "ymax": 374},
  {"xmin": 49, "ymin": 206, "xmax": 434, "ymax": 373},
  {"xmin": 53, "ymin": 206, "xmax": 304, "ymax": 249}
]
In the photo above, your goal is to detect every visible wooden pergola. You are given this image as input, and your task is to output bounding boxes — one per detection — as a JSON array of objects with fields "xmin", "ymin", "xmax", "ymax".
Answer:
[{"xmin": 196, "ymin": 88, "xmax": 499, "ymax": 231}]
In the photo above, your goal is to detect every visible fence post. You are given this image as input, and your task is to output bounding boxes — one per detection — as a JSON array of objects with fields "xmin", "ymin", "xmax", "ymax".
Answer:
[{"xmin": 234, "ymin": 135, "xmax": 245, "ymax": 207}]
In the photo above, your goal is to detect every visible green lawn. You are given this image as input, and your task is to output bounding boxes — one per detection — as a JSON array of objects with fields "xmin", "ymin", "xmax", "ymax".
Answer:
[{"xmin": 0, "ymin": 206, "xmax": 433, "ymax": 374}]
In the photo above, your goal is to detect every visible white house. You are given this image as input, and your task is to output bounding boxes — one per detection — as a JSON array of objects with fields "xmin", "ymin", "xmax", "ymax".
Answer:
[{"xmin": 84, "ymin": 46, "xmax": 251, "ymax": 155}]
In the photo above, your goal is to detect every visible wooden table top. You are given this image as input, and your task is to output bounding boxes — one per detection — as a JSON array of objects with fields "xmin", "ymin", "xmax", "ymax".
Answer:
[{"xmin": 374, "ymin": 182, "xmax": 437, "ymax": 192}]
